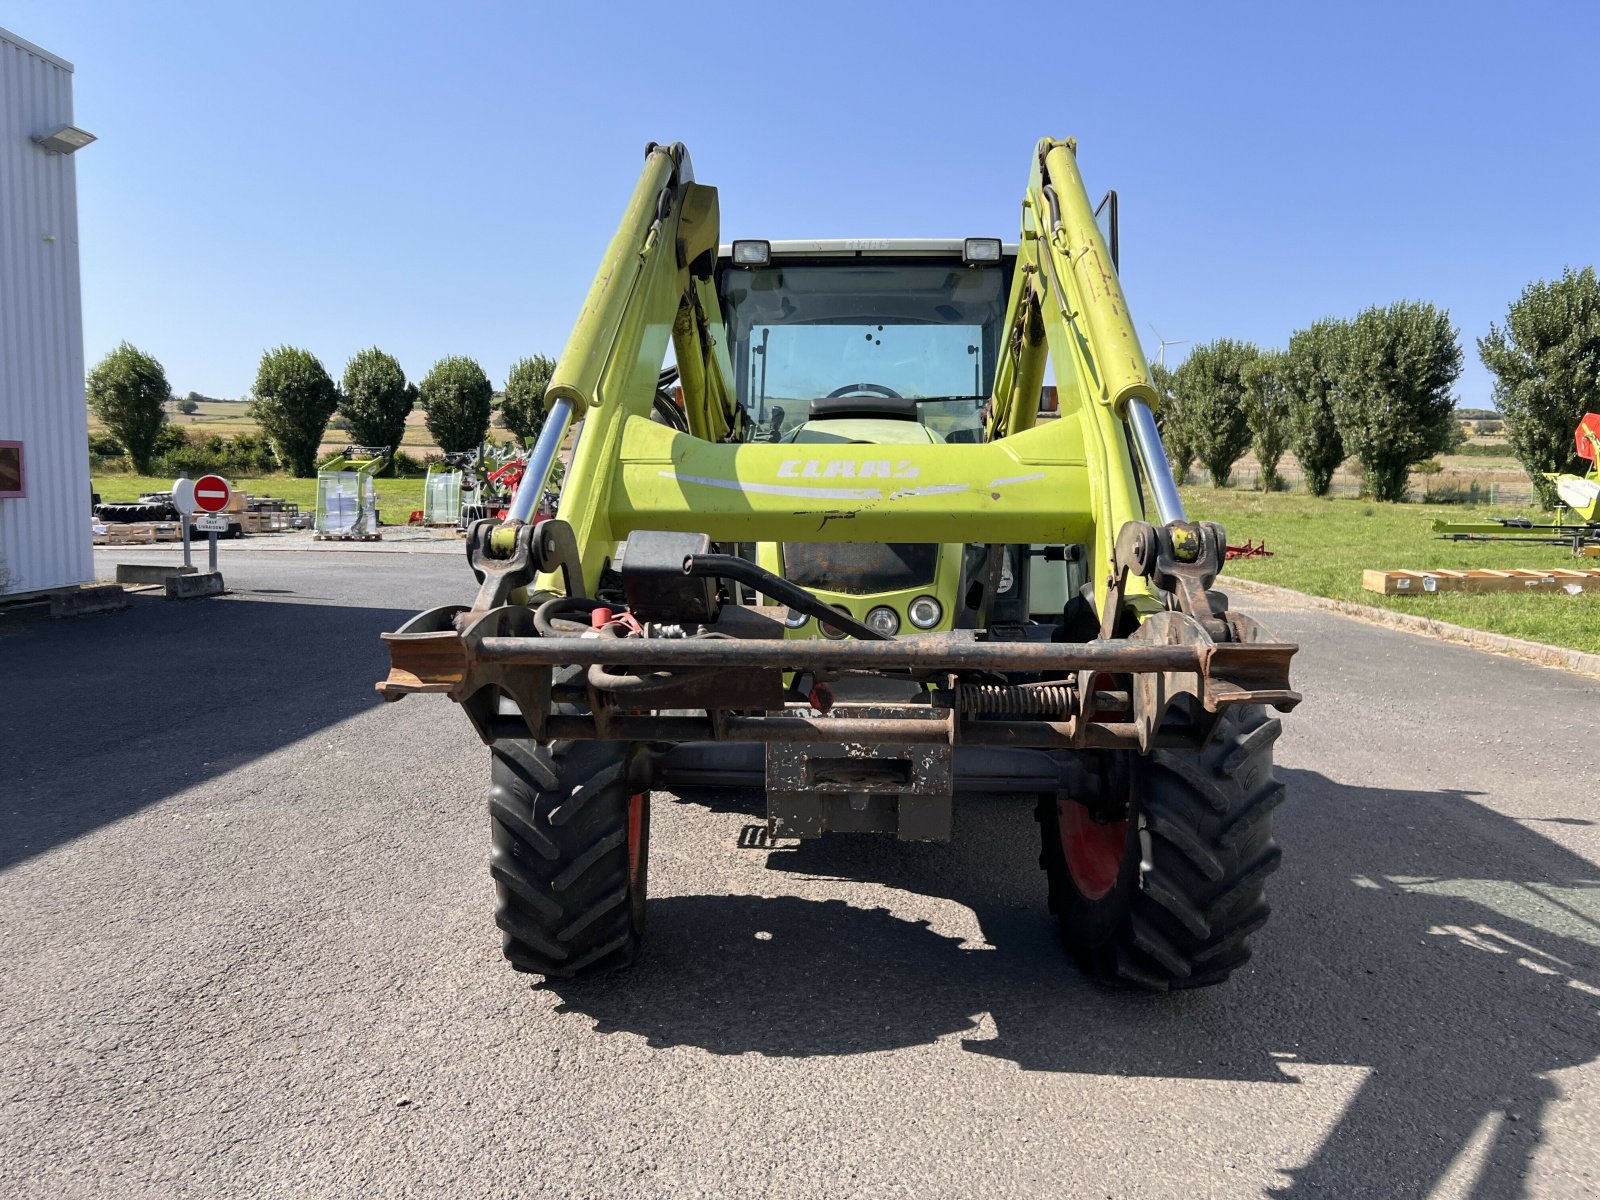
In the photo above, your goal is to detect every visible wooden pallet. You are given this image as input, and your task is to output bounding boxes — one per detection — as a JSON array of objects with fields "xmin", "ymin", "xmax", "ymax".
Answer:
[
  {"xmin": 1363, "ymin": 568, "xmax": 1600, "ymax": 595},
  {"xmin": 92, "ymin": 521, "xmax": 183, "ymax": 546}
]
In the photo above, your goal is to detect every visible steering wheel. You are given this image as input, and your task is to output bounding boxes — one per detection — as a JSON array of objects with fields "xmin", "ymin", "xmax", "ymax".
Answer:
[{"xmin": 825, "ymin": 382, "xmax": 904, "ymax": 399}]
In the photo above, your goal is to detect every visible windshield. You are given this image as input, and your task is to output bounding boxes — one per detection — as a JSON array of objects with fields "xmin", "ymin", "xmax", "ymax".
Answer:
[{"xmin": 717, "ymin": 257, "xmax": 1011, "ymax": 442}]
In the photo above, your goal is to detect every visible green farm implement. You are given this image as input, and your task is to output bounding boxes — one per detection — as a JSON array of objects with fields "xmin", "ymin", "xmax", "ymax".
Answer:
[
  {"xmin": 378, "ymin": 139, "xmax": 1301, "ymax": 990},
  {"xmin": 1434, "ymin": 414, "xmax": 1600, "ymax": 551}
]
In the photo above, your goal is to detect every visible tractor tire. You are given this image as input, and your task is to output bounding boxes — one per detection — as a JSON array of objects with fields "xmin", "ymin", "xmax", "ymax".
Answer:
[
  {"xmin": 488, "ymin": 737, "xmax": 650, "ymax": 978},
  {"xmin": 1039, "ymin": 704, "xmax": 1284, "ymax": 991}
]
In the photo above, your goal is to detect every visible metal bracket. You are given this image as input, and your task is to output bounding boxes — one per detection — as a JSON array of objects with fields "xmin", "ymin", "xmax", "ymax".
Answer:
[
  {"xmin": 465, "ymin": 518, "xmax": 585, "ymax": 614},
  {"xmin": 1148, "ymin": 520, "xmax": 1229, "ymax": 640},
  {"xmin": 1099, "ymin": 521, "xmax": 1158, "ymax": 641}
]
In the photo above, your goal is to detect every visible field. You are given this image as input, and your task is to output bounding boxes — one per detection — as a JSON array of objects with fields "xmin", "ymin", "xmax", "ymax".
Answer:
[
  {"xmin": 1186, "ymin": 487, "xmax": 1599, "ymax": 654},
  {"xmin": 89, "ymin": 399, "xmax": 514, "ymax": 460}
]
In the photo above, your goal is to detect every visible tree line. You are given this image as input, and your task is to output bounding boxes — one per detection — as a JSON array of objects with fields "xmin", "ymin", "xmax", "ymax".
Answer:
[
  {"xmin": 87, "ymin": 345, "xmax": 559, "ymax": 477},
  {"xmin": 1154, "ymin": 266, "xmax": 1600, "ymax": 505}
]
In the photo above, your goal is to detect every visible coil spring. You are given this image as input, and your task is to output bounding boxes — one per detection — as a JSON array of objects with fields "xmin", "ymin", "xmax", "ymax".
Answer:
[{"xmin": 959, "ymin": 683, "xmax": 1073, "ymax": 718}]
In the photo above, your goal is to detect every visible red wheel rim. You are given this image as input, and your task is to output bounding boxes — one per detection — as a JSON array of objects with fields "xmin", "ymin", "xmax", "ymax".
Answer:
[
  {"xmin": 626, "ymin": 792, "xmax": 645, "ymax": 879},
  {"xmin": 1059, "ymin": 801, "xmax": 1127, "ymax": 901}
]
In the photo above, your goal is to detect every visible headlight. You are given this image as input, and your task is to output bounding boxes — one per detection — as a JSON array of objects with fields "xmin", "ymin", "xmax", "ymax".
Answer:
[
  {"xmin": 819, "ymin": 606, "xmax": 854, "ymax": 639},
  {"xmin": 907, "ymin": 595, "xmax": 942, "ymax": 629},
  {"xmin": 865, "ymin": 606, "xmax": 900, "ymax": 637},
  {"xmin": 783, "ymin": 607, "xmax": 808, "ymax": 629}
]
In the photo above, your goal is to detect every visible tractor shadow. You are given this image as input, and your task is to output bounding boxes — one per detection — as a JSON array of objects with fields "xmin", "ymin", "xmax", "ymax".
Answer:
[
  {"xmin": 543, "ymin": 769, "xmax": 1600, "ymax": 1198},
  {"xmin": 0, "ymin": 591, "xmax": 420, "ymax": 872}
]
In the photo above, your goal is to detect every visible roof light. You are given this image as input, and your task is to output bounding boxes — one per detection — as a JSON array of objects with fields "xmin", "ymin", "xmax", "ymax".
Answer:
[
  {"xmin": 1038, "ymin": 386, "xmax": 1059, "ymax": 414},
  {"xmin": 963, "ymin": 237, "xmax": 1002, "ymax": 263},
  {"xmin": 32, "ymin": 124, "xmax": 96, "ymax": 155},
  {"xmin": 731, "ymin": 239, "xmax": 771, "ymax": 266}
]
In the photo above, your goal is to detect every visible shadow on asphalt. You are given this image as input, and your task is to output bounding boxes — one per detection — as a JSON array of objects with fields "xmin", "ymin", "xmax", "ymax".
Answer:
[
  {"xmin": 0, "ymin": 593, "xmax": 411, "ymax": 872},
  {"xmin": 545, "ymin": 769, "xmax": 1600, "ymax": 1199}
]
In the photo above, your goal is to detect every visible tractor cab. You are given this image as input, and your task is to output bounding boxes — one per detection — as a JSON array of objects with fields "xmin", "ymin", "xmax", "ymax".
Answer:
[{"xmin": 712, "ymin": 238, "xmax": 1076, "ymax": 634}]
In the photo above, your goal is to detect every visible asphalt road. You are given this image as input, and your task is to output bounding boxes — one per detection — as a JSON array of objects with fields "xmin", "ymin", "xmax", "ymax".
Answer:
[{"xmin": 3, "ymin": 543, "xmax": 1598, "ymax": 1198}]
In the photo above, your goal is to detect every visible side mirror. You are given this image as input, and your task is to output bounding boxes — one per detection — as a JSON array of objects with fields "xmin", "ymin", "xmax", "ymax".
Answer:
[{"xmin": 1094, "ymin": 190, "xmax": 1119, "ymax": 270}]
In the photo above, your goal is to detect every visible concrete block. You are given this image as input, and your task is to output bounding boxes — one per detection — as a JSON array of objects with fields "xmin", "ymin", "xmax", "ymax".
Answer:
[
  {"xmin": 48, "ymin": 584, "xmax": 131, "ymax": 618},
  {"xmin": 116, "ymin": 563, "xmax": 198, "ymax": 585},
  {"xmin": 165, "ymin": 571, "xmax": 225, "ymax": 600}
]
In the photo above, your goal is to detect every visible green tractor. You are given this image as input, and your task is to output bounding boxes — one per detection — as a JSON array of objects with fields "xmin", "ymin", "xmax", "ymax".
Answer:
[{"xmin": 379, "ymin": 138, "xmax": 1301, "ymax": 990}]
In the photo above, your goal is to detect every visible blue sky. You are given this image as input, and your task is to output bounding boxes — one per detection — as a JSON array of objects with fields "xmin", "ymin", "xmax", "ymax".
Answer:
[{"xmin": 6, "ymin": 0, "xmax": 1597, "ymax": 406}]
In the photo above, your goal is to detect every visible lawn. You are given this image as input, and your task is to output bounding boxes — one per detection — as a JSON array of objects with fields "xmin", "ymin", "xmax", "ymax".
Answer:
[
  {"xmin": 1184, "ymin": 487, "xmax": 1600, "ymax": 654},
  {"xmin": 94, "ymin": 474, "xmax": 429, "ymax": 520}
]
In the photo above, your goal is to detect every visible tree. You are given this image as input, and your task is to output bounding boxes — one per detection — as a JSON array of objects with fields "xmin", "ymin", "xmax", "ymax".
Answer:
[
  {"xmin": 1332, "ymin": 301, "xmax": 1462, "ymax": 502},
  {"xmin": 1173, "ymin": 339, "xmax": 1259, "ymax": 487},
  {"xmin": 1243, "ymin": 350, "xmax": 1290, "ymax": 491},
  {"xmin": 86, "ymin": 342, "xmax": 170, "ymax": 473},
  {"xmin": 176, "ymin": 393, "xmax": 200, "ymax": 415},
  {"xmin": 421, "ymin": 357, "xmax": 494, "ymax": 453},
  {"xmin": 1149, "ymin": 361, "xmax": 1194, "ymax": 482},
  {"xmin": 1478, "ymin": 266, "xmax": 1600, "ymax": 508},
  {"xmin": 1282, "ymin": 319, "xmax": 1349, "ymax": 496},
  {"xmin": 502, "ymin": 355, "xmax": 557, "ymax": 447},
  {"xmin": 249, "ymin": 346, "xmax": 339, "ymax": 476},
  {"xmin": 338, "ymin": 348, "xmax": 415, "ymax": 466}
]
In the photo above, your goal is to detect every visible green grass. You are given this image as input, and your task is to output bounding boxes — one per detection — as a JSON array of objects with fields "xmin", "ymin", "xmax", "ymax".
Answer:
[
  {"xmin": 94, "ymin": 474, "xmax": 428, "ymax": 520},
  {"xmin": 1183, "ymin": 486, "xmax": 1599, "ymax": 654}
]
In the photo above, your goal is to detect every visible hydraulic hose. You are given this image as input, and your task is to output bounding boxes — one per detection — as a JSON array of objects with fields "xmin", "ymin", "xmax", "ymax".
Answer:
[{"xmin": 681, "ymin": 553, "xmax": 888, "ymax": 641}]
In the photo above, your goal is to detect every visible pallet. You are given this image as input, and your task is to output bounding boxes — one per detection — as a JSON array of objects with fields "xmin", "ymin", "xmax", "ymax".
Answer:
[
  {"xmin": 92, "ymin": 521, "xmax": 183, "ymax": 546},
  {"xmin": 313, "ymin": 532, "xmax": 382, "ymax": 542},
  {"xmin": 1363, "ymin": 568, "xmax": 1600, "ymax": 595}
]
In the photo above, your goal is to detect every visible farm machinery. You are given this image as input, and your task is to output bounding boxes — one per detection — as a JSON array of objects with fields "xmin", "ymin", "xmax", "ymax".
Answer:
[
  {"xmin": 422, "ymin": 445, "xmax": 557, "ymax": 528},
  {"xmin": 378, "ymin": 139, "xmax": 1301, "ymax": 990},
  {"xmin": 1433, "ymin": 414, "xmax": 1600, "ymax": 553}
]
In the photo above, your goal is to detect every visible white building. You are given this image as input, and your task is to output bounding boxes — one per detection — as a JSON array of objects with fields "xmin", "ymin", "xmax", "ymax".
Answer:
[{"xmin": 0, "ymin": 27, "xmax": 93, "ymax": 596}]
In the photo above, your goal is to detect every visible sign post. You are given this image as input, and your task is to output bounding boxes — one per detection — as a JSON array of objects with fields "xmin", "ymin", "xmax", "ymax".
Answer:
[
  {"xmin": 172, "ymin": 474, "xmax": 195, "ymax": 569},
  {"xmin": 192, "ymin": 474, "xmax": 232, "ymax": 573}
]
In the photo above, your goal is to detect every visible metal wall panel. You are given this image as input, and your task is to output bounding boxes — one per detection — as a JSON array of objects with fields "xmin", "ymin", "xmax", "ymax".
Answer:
[{"xmin": 0, "ymin": 28, "xmax": 91, "ymax": 595}]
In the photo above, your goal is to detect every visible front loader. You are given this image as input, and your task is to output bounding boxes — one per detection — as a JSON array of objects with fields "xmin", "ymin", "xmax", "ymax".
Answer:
[{"xmin": 378, "ymin": 138, "xmax": 1301, "ymax": 990}]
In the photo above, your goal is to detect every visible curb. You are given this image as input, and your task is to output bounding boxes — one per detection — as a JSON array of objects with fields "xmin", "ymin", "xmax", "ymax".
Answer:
[{"xmin": 1219, "ymin": 574, "xmax": 1600, "ymax": 680}]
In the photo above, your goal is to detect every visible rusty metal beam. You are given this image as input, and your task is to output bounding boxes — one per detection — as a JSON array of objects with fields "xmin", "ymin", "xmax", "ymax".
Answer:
[{"xmin": 462, "ymin": 634, "xmax": 1214, "ymax": 673}]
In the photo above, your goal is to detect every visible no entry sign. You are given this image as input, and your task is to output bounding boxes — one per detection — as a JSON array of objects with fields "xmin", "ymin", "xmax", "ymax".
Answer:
[{"xmin": 193, "ymin": 475, "xmax": 232, "ymax": 513}]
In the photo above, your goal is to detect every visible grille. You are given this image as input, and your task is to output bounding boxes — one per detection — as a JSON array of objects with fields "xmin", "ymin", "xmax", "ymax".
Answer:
[{"xmin": 781, "ymin": 542, "xmax": 938, "ymax": 596}]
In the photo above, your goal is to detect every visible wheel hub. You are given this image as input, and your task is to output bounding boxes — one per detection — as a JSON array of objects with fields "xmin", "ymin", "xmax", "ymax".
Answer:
[{"xmin": 1058, "ymin": 800, "xmax": 1127, "ymax": 900}]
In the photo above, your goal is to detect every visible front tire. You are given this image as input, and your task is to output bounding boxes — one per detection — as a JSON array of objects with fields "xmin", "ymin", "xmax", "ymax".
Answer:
[
  {"xmin": 1039, "ymin": 705, "xmax": 1285, "ymax": 990},
  {"xmin": 488, "ymin": 738, "xmax": 650, "ymax": 978}
]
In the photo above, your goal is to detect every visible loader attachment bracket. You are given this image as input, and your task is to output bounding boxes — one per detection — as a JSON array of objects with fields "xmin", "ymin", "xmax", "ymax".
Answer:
[{"xmin": 466, "ymin": 518, "xmax": 584, "ymax": 613}]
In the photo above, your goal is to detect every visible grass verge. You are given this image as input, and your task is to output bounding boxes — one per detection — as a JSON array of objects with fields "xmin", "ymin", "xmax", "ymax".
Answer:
[
  {"xmin": 93, "ymin": 475, "xmax": 429, "ymax": 521},
  {"xmin": 1183, "ymin": 487, "xmax": 1599, "ymax": 655}
]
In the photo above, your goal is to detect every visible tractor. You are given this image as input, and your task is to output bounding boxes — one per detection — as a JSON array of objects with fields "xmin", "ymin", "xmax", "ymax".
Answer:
[{"xmin": 378, "ymin": 138, "xmax": 1301, "ymax": 990}]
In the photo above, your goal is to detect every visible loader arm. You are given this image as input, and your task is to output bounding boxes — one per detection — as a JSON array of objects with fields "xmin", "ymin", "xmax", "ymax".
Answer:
[
  {"xmin": 502, "ymin": 137, "xmax": 1171, "ymax": 619},
  {"xmin": 989, "ymin": 137, "xmax": 1169, "ymax": 612}
]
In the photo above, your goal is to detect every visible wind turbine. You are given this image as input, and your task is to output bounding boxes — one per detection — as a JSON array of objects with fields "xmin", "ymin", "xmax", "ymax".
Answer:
[{"xmin": 1148, "ymin": 323, "xmax": 1188, "ymax": 369}]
